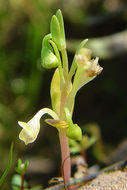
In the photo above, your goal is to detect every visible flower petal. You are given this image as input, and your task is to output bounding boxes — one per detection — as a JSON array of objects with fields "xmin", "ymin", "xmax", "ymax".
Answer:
[
  {"xmin": 18, "ymin": 108, "xmax": 59, "ymax": 145},
  {"xmin": 45, "ymin": 119, "xmax": 68, "ymax": 129},
  {"xmin": 18, "ymin": 121, "xmax": 40, "ymax": 145}
]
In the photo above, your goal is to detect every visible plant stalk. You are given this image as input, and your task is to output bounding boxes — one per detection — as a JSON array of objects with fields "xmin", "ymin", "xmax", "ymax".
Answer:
[
  {"xmin": 59, "ymin": 128, "xmax": 71, "ymax": 184},
  {"xmin": 20, "ymin": 175, "xmax": 24, "ymax": 190},
  {"xmin": 49, "ymin": 40, "xmax": 65, "ymax": 86},
  {"xmin": 68, "ymin": 58, "xmax": 77, "ymax": 80},
  {"xmin": 61, "ymin": 48, "xmax": 68, "ymax": 79},
  {"xmin": 67, "ymin": 66, "xmax": 84, "ymax": 114}
]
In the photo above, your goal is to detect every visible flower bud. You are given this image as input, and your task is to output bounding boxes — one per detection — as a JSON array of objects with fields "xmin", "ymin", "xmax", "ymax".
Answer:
[
  {"xmin": 41, "ymin": 46, "xmax": 58, "ymax": 69},
  {"xmin": 15, "ymin": 159, "xmax": 29, "ymax": 175},
  {"xmin": 41, "ymin": 34, "xmax": 58, "ymax": 69},
  {"xmin": 64, "ymin": 107, "xmax": 82, "ymax": 140},
  {"xmin": 66, "ymin": 124, "xmax": 82, "ymax": 141}
]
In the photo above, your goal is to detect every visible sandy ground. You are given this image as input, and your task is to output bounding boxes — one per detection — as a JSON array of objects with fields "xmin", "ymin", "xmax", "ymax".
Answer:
[{"xmin": 78, "ymin": 170, "xmax": 127, "ymax": 190}]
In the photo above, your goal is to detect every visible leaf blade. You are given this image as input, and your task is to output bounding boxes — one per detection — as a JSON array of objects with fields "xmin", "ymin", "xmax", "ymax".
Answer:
[{"xmin": 0, "ymin": 142, "xmax": 13, "ymax": 186}]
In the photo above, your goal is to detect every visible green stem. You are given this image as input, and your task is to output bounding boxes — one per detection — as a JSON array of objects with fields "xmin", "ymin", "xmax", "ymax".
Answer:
[
  {"xmin": 49, "ymin": 40, "xmax": 65, "ymax": 87},
  {"xmin": 67, "ymin": 66, "xmax": 84, "ymax": 114},
  {"xmin": 59, "ymin": 85, "xmax": 68, "ymax": 119},
  {"xmin": 61, "ymin": 48, "xmax": 68, "ymax": 79},
  {"xmin": 68, "ymin": 58, "xmax": 77, "ymax": 80},
  {"xmin": 58, "ymin": 128, "xmax": 71, "ymax": 185},
  {"xmin": 68, "ymin": 39, "xmax": 88, "ymax": 80}
]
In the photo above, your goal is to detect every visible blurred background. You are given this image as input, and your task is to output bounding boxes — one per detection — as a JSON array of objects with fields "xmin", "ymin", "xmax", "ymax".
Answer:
[{"xmin": 0, "ymin": 0, "xmax": 127, "ymax": 189}]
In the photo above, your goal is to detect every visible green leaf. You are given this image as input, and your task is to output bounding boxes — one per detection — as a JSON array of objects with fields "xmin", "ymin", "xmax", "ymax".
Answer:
[
  {"xmin": 50, "ymin": 15, "xmax": 61, "ymax": 50},
  {"xmin": 56, "ymin": 9, "xmax": 66, "ymax": 49},
  {"xmin": 17, "ymin": 158, "xmax": 22, "ymax": 168},
  {"xmin": 0, "ymin": 142, "xmax": 13, "ymax": 186},
  {"xmin": 24, "ymin": 160, "xmax": 29, "ymax": 171},
  {"xmin": 50, "ymin": 13, "xmax": 66, "ymax": 51},
  {"xmin": 15, "ymin": 168, "xmax": 22, "ymax": 174},
  {"xmin": 75, "ymin": 39, "xmax": 88, "ymax": 54}
]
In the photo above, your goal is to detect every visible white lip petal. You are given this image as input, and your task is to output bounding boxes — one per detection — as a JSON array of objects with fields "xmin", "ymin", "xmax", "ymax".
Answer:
[
  {"xmin": 18, "ymin": 108, "xmax": 59, "ymax": 145},
  {"xmin": 18, "ymin": 121, "xmax": 39, "ymax": 145},
  {"xmin": 19, "ymin": 127, "xmax": 40, "ymax": 145}
]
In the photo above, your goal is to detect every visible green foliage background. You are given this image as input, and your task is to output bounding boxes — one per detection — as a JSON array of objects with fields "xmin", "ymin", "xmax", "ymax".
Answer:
[{"xmin": 0, "ymin": 0, "xmax": 127, "ymax": 189}]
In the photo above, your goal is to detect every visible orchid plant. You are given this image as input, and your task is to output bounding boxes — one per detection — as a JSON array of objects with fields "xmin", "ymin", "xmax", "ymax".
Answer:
[{"xmin": 18, "ymin": 9, "xmax": 103, "ymax": 186}]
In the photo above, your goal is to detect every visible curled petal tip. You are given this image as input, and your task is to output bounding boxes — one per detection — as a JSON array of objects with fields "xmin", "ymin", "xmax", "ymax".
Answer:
[{"xmin": 18, "ymin": 121, "xmax": 28, "ymax": 128}]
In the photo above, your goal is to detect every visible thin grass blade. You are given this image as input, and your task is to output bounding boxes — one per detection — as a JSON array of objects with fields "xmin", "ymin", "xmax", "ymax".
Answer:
[{"xmin": 0, "ymin": 142, "xmax": 13, "ymax": 185}]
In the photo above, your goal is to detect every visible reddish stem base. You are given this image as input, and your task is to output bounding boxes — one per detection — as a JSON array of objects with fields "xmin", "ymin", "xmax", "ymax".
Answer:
[{"xmin": 59, "ymin": 128, "xmax": 71, "ymax": 184}]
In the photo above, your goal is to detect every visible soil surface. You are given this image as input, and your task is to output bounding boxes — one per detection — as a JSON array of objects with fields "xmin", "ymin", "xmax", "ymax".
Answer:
[{"xmin": 77, "ymin": 170, "xmax": 127, "ymax": 190}]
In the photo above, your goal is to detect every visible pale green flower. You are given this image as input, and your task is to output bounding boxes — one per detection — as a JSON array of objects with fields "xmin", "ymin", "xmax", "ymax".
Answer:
[
  {"xmin": 18, "ymin": 108, "xmax": 59, "ymax": 145},
  {"xmin": 75, "ymin": 50, "xmax": 103, "ymax": 90}
]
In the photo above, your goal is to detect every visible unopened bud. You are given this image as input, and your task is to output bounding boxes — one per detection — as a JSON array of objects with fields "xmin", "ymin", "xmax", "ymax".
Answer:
[
  {"xmin": 66, "ymin": 124, "xmax": 82, "ymax": 141},
  {"xmin": 41, "ymin": 46, "xmax": 58, "ymax": 69}
]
